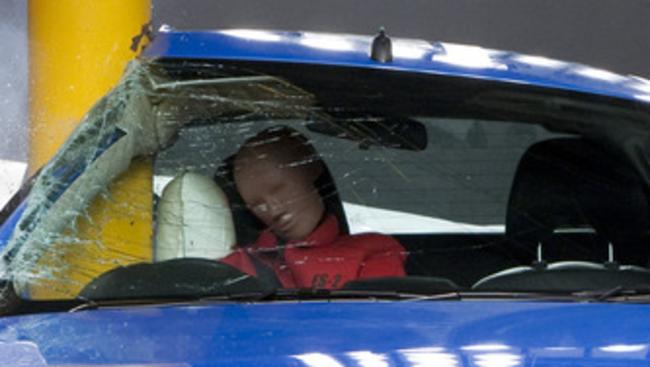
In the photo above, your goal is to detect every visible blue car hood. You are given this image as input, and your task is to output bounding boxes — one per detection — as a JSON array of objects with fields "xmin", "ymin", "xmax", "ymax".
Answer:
[{"xmin": 1, "ymin": 300, "xmax": 649, "ymax": 366}]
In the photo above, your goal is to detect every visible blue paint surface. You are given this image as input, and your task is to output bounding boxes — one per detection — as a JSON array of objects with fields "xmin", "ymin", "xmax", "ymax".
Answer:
[
  {"xmin": 3, "ymin": 29, "xmax": 650, "ymax": 367},
  {"xmin": 0, "ymin": 300, "xmax": 649, "ymax": 366},
  {"xmin": 141, "ymin": 29, "xmax": 650, "ymax": 105},
  {"xmin": 0, "ymin": 201, "xmax": 25, "ymax": 253}
]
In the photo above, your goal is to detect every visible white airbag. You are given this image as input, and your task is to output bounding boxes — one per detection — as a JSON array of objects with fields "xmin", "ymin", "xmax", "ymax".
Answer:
[{"xmin": 155, "ymin": 172, "xmax": 235, "ymax": 261}]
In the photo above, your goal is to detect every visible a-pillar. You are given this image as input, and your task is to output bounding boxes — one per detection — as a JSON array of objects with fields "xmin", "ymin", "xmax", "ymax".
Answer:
[{"xmin": 28, "ymin": 0, "xmax": 153, "ymax": 299}]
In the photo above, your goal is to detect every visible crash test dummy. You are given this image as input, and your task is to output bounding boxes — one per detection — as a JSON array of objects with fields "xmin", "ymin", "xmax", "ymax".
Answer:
[{"xmin": 220, "ymin": 127, "xmax": 406, "ymax": 289}]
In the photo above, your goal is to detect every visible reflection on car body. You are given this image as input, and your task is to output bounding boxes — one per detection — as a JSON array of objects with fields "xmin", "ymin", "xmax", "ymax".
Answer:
[{"xmin": 0, "ymin": 28, "xmax": 650, "ymax": 366}]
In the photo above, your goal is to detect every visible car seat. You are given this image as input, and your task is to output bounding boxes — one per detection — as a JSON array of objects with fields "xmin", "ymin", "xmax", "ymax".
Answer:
[
  {"xmin": 154, "ymin": 172, "xmax": 236, "ymax": 261},
  {"xmin": 474, "ymin": 138, "xmax": 650, "ymax": 291},
  {"xmin": 505, "ymin": 137, "xmax": 649, "ymax": 264}
]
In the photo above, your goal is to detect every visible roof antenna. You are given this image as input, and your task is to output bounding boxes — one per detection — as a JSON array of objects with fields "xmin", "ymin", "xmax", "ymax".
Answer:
[
  {"xmin": 604, "ymin": 242, "xmax": 619, "ymax": 270},
  {"xmin": 532, "ymin": 242, "xmax": 547, "ymax": 270},
  {"xmin": 371, "ymin": 27, "xmax": 393, "ymax": 63}
]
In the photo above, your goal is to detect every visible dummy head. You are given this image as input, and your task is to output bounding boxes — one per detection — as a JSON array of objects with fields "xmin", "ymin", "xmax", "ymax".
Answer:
[{"xmin": 233, "ymin": 127, "xmax": 325, "ymax": 241}]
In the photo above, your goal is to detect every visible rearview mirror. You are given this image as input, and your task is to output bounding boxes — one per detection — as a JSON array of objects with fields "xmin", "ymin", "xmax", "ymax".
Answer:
[{"xmin": 307, "ymin": 114, "xmax": 427, "ymax": 151}]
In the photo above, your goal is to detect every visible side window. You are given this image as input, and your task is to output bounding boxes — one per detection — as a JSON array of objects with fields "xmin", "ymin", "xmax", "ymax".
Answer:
[
  {"xmin": 311, "ymin": 118, "xmax": 571, "ymax": 234},
  {"xmin": 154, "ymin": 118, "xmax": 571, "ymax": 237}
]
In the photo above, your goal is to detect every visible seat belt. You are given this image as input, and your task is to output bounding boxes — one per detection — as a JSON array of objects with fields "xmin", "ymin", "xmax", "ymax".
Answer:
[{"xmin": 249, "ymin": 255, "xmax": 282, "ymax": 289}]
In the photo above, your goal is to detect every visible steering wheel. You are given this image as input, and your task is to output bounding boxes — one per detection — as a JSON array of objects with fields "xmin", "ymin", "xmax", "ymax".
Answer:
[{"xmin": 79, "ymin": 258, "xmax": 274, "ymax": 301}]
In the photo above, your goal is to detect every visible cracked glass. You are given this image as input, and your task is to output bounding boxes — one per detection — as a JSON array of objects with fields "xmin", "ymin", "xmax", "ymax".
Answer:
[{"xmin": 1, "ymin": 57, "xmax": 650, "ymax": 305}]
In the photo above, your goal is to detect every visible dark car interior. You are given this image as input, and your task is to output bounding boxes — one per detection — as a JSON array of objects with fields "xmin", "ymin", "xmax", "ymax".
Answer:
[
  {"xmin": 13, "ymin": 59, "xmax": 648, "ymax": 302},
  {"xmin": 142, "ymin": 60, "xmax": 650, "ymax": 295},
  {"xmin": 406, "ymin": 137, "xmax": 650, "ymax": 291},
  {"xmin": 149, "ymin": 125, "xmax": 650, "ymax": 294}
]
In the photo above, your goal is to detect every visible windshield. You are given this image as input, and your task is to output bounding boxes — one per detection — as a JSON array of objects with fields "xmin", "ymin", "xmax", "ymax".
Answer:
[{"xmin": 2, "ymin": 58, "xmax": 650, "ymax": 304}]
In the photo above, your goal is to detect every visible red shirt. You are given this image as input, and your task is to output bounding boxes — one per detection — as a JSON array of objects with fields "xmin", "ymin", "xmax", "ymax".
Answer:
[{"xmin": 221, "ymin": 214, "xmax": 407, "ymax": 289}]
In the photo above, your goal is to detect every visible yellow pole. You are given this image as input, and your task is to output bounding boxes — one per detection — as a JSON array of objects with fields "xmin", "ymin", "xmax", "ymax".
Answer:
[
  {"xmin": 28, "ymin": 0, "xmax": 153, "ymax": 299},
  {"xmin": 29, "ymin": 0, "xmax": 151, "ymax": 171}
]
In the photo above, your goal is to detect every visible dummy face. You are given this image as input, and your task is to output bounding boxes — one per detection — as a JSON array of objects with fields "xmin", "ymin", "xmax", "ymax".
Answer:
[{"xmin": 234, "ymin": 132, "xmax": 325, "ymax": 241}]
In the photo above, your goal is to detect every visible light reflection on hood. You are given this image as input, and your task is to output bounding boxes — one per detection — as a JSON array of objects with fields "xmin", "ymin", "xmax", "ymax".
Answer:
[
  {"xmin": 299, "ymin": 33, "xmax": 357, "ymax": 52},
  {"xmin": 220, "ymin": 29, "xmax": 283, "ymax": 42},
  {"xmin": 398, "ymin": 347, "xmax": 459, "ymax": 367},
  {"xmin": 432, "ymin": 44, "xmax": 507, "ymax": 70},
  {"xmin": 293, "ymin": 352, "xmax": 345, "ymax": 367},
  {"xmin": 346, "ymin": 351, "xmax": 390, "ymax": 367}
]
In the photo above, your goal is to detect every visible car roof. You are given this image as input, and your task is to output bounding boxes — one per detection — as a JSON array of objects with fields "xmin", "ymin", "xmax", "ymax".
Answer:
[{"xmin": 141, "ymin": 28, "xmax": 650, "ymax": 105}]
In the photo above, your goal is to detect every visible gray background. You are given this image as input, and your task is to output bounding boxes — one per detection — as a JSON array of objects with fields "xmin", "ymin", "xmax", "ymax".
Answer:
[{"xmin": 1, "ymin": 0, "xmax": 649, "ymax": 162}]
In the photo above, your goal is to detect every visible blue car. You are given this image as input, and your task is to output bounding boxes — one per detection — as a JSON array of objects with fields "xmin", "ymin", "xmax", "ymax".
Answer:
[{"xmin": 1, "ymin": 28, "xmax": 650, "ymax": 366}]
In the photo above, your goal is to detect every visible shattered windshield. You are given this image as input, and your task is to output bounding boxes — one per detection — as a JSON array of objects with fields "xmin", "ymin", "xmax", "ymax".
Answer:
[{"xmin": 2, "ymin": 58, "xmax": 650, "ymax": 304}]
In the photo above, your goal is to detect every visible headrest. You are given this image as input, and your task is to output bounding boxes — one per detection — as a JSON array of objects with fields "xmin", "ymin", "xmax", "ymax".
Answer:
[
  {"xmin": 506, "ymin": 138, "xmax": 649, "ymax": 262},
  {"xmin": 154, "ymin": 172, "xmax": 235, "ymax": 261}
]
